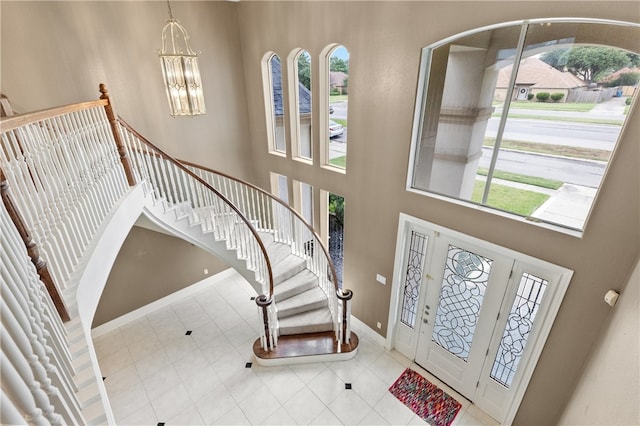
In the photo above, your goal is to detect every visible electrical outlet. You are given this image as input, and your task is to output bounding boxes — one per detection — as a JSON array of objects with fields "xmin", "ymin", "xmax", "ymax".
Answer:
[
  {"xmin": 376, "ymin": 322, "xmax": 382, "ymax": 329},
  {"xmin": 204, "ymin": 269, "xmax": 209, "ymax": 275},
  {"xmin": 376, "ymin": 274, "xmax": 386, "ymax": 285}
]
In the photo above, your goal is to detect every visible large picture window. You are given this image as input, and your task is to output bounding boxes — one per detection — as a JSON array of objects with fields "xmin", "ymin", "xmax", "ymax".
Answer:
[{"xmin": 408, "ymin": 19, "xmax": 639, "ymax": 233}]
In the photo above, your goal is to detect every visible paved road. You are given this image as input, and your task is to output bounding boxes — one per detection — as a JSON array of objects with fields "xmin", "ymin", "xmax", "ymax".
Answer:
[
  {"xmin": 485, "ymin": 117, "xmax": 621, "ymax": 150},
  {"xmin": 330, "ymin": 101, "xmax": 348, "ymax": 121},
  {"xmin": 479, "ymin": 147, "xmax": 606, "ymax": 188}
]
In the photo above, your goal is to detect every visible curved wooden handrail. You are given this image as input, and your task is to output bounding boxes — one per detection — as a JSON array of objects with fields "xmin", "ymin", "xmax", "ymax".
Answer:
[
  {"xmin": 0, "ymin": 100, "xmax": 109, "ymax": 132},
  {"xmin": 116, "ymin": 118, "xmax": 275, "ymax": 298},
  {"xmin": 178, "ymin": 158, "xmax": 341, "ymax": 293}
]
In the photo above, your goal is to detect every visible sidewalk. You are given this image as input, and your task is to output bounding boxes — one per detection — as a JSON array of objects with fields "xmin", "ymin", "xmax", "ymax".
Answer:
[
  {"xmin": 529, "ymin": 183, "xmax": 595, "ymax": 229},
  {"xmin": 479, "ymin": 176, "xmax": 594, "ymax": 229}
]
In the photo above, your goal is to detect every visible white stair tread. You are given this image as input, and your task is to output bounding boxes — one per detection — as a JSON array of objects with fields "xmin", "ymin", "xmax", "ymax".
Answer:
[
  {"xmin": 279, "ymin": 308, "xmax": 333, "ymax": 335},
  {"xmin": 274, "ymin": 269, "xmax": 318, "ymax": 300},
  {"xmin": 273, "ymin": 254, "xmax": 306, "ymax": 284},
  {"xmin": 267, "ymin": 242, "xmax": 292, "ymax": 266},
  {"xmin": 277, "ymin": 287, "xmax": 328, "ymax": 318}
]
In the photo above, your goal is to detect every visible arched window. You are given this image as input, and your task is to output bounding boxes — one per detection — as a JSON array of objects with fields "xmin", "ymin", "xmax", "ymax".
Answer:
[
  {"xmin": 322, "ymin": 45, "xmax": 350, "ymax": 171},
  {"xmin": 289, "ymin": 49, "xmax": 313, "ymax": 161},
  {"xmin": 408, "ymin": 19, "xmax": 639, "ymax": 233},
  {"xmin": 263, "ymin": 53, "xmax": 287, "ymax": 155}
]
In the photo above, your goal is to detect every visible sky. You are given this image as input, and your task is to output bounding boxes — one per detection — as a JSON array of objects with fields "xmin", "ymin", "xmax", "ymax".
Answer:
[{"xmin": 332, "ymin": 46, "xmax": 349, "ymax": 61}]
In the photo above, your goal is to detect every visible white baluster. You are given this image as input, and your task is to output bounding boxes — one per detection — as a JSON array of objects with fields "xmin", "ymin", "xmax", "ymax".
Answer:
[
  {"xmin": 1, "ymin": 390, "xmax": 28, "ymax": 426},
  {"xmin": 1, "ymin": 289, "xmax": 82, "ymax": 424},
  {"xmin": 1, "ymin": 326, "xmax": 59, "ymax": 425}
]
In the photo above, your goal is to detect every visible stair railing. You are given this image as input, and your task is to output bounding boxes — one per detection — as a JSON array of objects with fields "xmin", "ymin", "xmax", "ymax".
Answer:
[
  {"xmin": 115, "ymin": 118, "xmax": 279, "ymax": 349},
  {"xmin": 0, "ymin": 96, "xmax": 132, "ymax": 303},
  {"xmin": 180, "ymin": 161, "xmax": 353, "ymax": 345},
  {"xmin": 1, "ymin": 179, "xmax": 85, "ymax": 425}
]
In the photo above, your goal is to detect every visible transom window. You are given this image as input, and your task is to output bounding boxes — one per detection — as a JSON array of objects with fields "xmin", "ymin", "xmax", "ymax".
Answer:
[{"xmin": 408, "ymin": 19, "xmax": 639, "ymax": 234}]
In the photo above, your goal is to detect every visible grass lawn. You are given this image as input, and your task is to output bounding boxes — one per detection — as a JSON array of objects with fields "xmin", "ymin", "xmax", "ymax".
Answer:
[
  {"xmin": 476, "ymin": 168, "xmax": 563, "ymax": 190},
  {"xmin": 483, "ymin": 137, "xmax": 611, "ymax": 162},
  {"xmin": 492, "ymin": 113, "xmax": 624, "ymax": 126},
  {"xmin": 330, "ymin": 95, "xmax": 348, "ymax": 103},
  {"xmin": 331, "ymin": 118, "xmax": 348, "ymax": 127},
  {"xmin": 330, "ymin": 156, "xmax": 346, "ymax": 168},
  {"xmin": 507, "ymin": 101, "xmax": 596, "ymax": 112},
  {"xmin": 472, "ymin": 181, "xmax": 550, "ymax": 216}
]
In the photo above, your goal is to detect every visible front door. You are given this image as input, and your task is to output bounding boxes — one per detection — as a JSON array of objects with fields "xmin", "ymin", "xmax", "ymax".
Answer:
[
  {"xmin": 390, "ymin": 215, "xmax": 573, "ymax": 424},
  {"xmin": 415, "ymin": 239, "xmax": 513, "ymax": 399}
]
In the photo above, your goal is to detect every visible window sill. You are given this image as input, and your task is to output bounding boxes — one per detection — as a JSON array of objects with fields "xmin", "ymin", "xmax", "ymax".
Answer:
[{"xmin": 405, "ymin": 187, "xmax": 585, "ymax": 239}]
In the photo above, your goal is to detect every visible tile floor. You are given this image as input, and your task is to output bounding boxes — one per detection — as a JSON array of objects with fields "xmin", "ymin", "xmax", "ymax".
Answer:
[{"xmin": 93, "ymin": 270, "xmax": 500, "ymax": 425}]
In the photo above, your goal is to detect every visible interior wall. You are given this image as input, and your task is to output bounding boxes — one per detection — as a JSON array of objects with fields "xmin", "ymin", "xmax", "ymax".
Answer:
[
  {"xmin": 0, "ymin": 1, "xmax": 255, "ymax": 182},
  {"xmin": 235, "ymin": 2, "xmax": 640, "ymax": 424},
  {"xmin": 92, "ymin": 226, "xmax": 228, "ymax": 327},
  {"xmin": 558, "ymin": 257, "xmax": 640, "ymax": 425}
]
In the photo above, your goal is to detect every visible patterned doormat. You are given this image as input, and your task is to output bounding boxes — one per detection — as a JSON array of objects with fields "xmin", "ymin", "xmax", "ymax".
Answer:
[{"xmin": 388, "ymin": 368, "xmax": 462, "ymax": 426}]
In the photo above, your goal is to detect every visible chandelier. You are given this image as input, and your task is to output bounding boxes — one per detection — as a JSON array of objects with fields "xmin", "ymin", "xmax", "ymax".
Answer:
[{"xmin": 158, "ymin": 1, "xmax": 206, "ymax": 116}]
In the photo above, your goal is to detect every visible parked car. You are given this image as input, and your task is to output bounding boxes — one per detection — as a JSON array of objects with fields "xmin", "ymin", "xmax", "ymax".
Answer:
[{"xmin": 329, "ymin": 120, "xmax": 344, "ymax": 138}]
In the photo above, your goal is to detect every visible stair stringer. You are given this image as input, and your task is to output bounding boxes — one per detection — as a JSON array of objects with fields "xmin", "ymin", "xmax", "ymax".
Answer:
[
  {"xmin": 140, "ymin": 193, "xmax": 343, "ymax": 357},
  {"xmin": 139, "ymin": 195, "xmax": 267, "ymax": 296}
]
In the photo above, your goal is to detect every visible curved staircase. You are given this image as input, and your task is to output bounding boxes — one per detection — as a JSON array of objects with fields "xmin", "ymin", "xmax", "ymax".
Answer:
[{"xmin": 0, "ymin": 85, "xmax": 357, "ymax": 425}]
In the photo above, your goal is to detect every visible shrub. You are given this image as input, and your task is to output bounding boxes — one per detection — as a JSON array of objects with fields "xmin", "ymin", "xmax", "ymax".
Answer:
[
  {"xmin": 535, "ymin": 92, "xmax": 550, "ymax": 102},
  {"xmin": 603, "ymin": 72, "xmax": 640, "ymax": 87},
  {"xmin": 626, "ymin": 97, "xmax": 632, "ymax": 105},
  {"xmin": 550, "ymin": 93, "xmax": 565, "ymax": 102},
  {"xmin": 527, "ymin": 93, "xmax": 534, "ymax": 101}
]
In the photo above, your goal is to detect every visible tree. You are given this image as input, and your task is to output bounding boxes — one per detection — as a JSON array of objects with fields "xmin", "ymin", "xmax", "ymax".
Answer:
[
  {"xmin": 330, "ymin": 56, "xmax": 349, "ymax": 73},
  {"xmin": 297, "ymin": 52, "xmax": 311, "ymax": 90},
  {"xmin": 328, "ymin": 193, "xmax": 344, "ymax": 226},
  {"xmin": 626, "ymin": 52, "xmax": 640, "ymax": 68},
  {"xmin": 568, "ymin": 47, "xmax": 629, "ymax": 82},
  {"xmin": 540, "ymin": 46, "xmax": 630, "ymax": 82},
  {"xmin": 540, "ymin": 48, "xmax": 570, "ymax": 71}
]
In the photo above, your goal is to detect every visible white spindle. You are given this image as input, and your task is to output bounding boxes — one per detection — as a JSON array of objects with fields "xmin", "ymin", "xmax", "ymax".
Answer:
[
  {"xmin": 1, "ymin": 250, "xmax": 76, "ymax": 389},
  {"xmin": 1, "ymin": 291, "xmax": 81, "ymax": 425},
  {"xmin": 2, "ymin": 203, "xmax": 81, "ymax": 423},
  {"xmin": 1, "ymin": 391, "xmax": 27, "ymax": 426},
  {"xmin": 1, "ymin": 327, "xmax": 60, "ymax": 425}
]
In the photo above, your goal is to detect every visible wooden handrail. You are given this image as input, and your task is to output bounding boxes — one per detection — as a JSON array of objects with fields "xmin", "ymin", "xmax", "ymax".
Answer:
[
  {"xmin": 178, "ymin": 158, "xmax": 341, "ymax": 293},
  {"xmin": 0, "ymin": 100, "xmax": 108, "ymax": 132},
  {"xmin": 116, "ymin": 117, "xmax": 275, "ymax": 298},
  {"xmin": 100, "ymin": 85, "xmax": 136, "ymax": 186},
  {"xmin": 0, "ymin": 169, "xmax": 70, "ymax": 322}
]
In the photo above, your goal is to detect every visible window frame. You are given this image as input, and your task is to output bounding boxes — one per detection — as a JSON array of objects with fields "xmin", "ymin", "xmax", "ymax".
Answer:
[
  {"xmin": 406, "ymin": 17, "xmax": 640, "ymax": 238},
  {"xmin": 262, "ymin": 52, "xmax": 287, "ymax": 157}
]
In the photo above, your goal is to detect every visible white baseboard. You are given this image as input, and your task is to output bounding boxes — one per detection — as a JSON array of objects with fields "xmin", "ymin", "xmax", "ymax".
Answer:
[
  {"xmin": 350, "ymin": 315, "xmax": 387, "ymax": 348},
  {"xmin": 91, "ymin": 268, "xmax": 236, "ymax": 338}
]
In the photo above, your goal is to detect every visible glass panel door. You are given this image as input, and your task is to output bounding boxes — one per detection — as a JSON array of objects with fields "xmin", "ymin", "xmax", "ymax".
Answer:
[
  {"xmin": 415, "ymin": 238, "xmax": 512, "ymax": 399},
  {"xmin": 431, "ymin": 245, "xmax": 494, "ymax": 361}
]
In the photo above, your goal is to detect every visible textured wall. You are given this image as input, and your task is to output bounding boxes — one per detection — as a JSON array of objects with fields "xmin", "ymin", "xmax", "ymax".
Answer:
[
  {"xmin": 559, "ymin": 257, "xmax": 640, "ymax": 425},
  {"xmin": 235, "ymin": 2, "xmax": 639, "ymax": 424},
  {"xmin": 2, "ymin": 1, "xmax": 639, "ymax": 424},
  {"xmin": 0, "ymin": 1, "xmax": 255, "ymax": 182},
  {"xmin": 92, "ymin": 226, "xmax": 229, "ymax": 327}
]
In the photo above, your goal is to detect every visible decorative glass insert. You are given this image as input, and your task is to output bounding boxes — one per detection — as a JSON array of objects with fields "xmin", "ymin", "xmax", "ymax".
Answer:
[
  {"xmin": 491, "ymin": 272, "xmax": 549, "ymax": 388},
  {"xmin": 400, "ymin": 231, "xmax": 428, "ymax": 328},
  {"xmin": 432, "ymin": 245, "xmax": 493, "ymax": 361}
]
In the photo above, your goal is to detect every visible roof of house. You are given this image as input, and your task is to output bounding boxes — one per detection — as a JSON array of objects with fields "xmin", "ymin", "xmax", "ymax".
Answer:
[
  {"xmin": 496, "ymin": 57, "xmax": 587, "ymax": 90},
  {"xmin": 599, "ymin": 66, "xmax": 640, "ymax": 83},
  {"xmin": 330, "ymin": 71, "xmax": 348, "ymax": 87},
  {"xmin": 271, "ymin": 55, "xmax": 311, "ymax": 115}
]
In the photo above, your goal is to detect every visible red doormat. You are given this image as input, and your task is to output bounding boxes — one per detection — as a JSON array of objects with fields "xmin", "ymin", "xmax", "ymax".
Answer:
[{"xmin": 388, "ymin": 368, "xmax": 462, "ymax": 426}]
